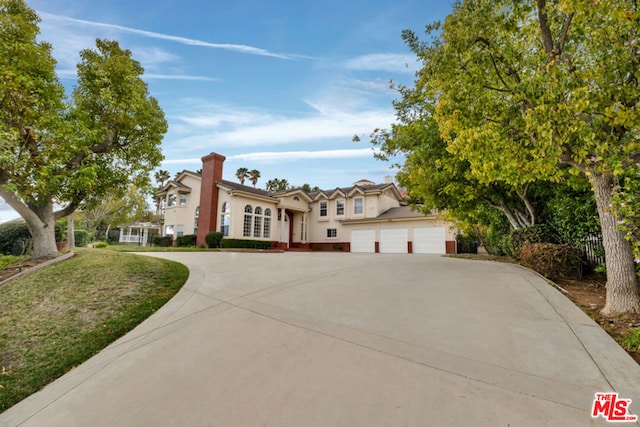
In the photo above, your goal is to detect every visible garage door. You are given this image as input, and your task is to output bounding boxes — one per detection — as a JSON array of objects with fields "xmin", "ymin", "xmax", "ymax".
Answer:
[
  {"xmin": 413, "ymin": 227, "xmax": 446, "ymax": 254},
  {"xmin": 350, "ymin": 229, "xmax": 375, "ymax": 253},
  {"xmin": 380, "ymin": 228, "xmax": 408, "ymax": 253}
]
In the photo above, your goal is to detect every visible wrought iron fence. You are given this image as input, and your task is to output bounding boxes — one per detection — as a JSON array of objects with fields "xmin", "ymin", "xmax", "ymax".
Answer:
[{"xmin": 581, "ymin": 233, "xmax": 604, "ymax": 268}]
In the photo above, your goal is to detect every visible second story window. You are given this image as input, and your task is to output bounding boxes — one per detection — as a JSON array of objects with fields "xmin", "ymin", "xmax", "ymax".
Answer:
[
  {"xmin": 354, "ymin": 197, "xmax": 363, "ymax": 215},
  {"xmin": 168, "ymin": 194, "xmax": 177, "ymax": 207},
  {"xmin": 320, "ymin": 201, "xmax": 327, "ymax": 217},
  {"xmin": 179, "ymin": 194, "xmax": 187, "ymax": 206},
  {"xmin": 336, "ymin": 199, "xmax": 345, "ymax": 216}
]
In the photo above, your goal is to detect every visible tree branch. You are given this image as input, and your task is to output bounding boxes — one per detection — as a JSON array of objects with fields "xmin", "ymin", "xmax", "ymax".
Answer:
[
  {"xmin": 54, "ymin": 200, "xmax": 81, "ymax": 220},
  {"xmin": 537, "ymin": 0, "xmax": 555, "ymax": 55}
]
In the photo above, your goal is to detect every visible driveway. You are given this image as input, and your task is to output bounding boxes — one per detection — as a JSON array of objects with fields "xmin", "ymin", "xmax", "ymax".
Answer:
[{"xmin": 1, "ymin": 252, "xmax": 639, "ymax": 426}]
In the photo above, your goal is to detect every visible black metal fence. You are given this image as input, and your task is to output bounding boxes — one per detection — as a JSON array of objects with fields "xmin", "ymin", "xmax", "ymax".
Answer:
[{"xmin": 581, "ymin": 233, "xmax": 605, "ymax": 268}]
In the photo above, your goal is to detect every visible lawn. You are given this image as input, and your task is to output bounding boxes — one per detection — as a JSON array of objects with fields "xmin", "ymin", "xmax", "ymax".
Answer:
[{"xmin": 0, "ymin": 248, "xmax": 189, "ymax": 413}]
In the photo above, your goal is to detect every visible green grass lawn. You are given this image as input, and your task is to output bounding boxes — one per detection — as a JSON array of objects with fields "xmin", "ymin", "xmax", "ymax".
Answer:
[
  {"xmin": 98, "ymin": 244, "xmax": 214, "ymax": 253},
  {"xmin": 0, "ymin": 248, "xmax": 189, "ymax": 413}
]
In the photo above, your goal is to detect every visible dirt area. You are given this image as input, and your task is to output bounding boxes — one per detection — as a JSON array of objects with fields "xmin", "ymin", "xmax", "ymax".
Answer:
[
  {"xmin": 556, "ymin": 274, "xmax": 640, "ymax": 365},
  {"xmin": 0, "ymin": 258, "xmax": 51, "ymax": 284}
]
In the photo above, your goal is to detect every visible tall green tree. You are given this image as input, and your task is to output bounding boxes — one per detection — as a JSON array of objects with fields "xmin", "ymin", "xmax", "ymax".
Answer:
[
  {"xmin": 0, "ymin": 1, "xmax": 166, "ymax": 259},
  {"xmin": 235, "ymin": 167, "xmax": 249, "ymax": 185},
  {"xmin": 265, "ymin": 178, "xmax": 289, "ymax": 192},
  {"xmin": 405, "ymin": 0, "xmax": 640, "ymax": 314},
  {"xmin": 248, "ymin": 169, "xmax": 261, "ymax": 187}
]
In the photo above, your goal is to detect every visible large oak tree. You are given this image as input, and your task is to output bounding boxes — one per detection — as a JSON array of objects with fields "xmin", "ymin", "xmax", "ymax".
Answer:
[
  {"xmin": 0, "ymin": 0, "xmax": 166, "ymax": 259},
  {"xmin": 400, "ymin": 0, "xmax": 640, "ymax": 314}
]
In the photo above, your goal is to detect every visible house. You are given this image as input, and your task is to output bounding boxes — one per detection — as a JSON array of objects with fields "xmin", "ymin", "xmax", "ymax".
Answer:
[{"xmin": 159, "ymin": 152, "xmax": 457, "ymax": 253}]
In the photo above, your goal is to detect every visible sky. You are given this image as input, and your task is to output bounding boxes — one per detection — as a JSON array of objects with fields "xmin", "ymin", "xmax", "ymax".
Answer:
[{"xmin": 0, "ymin": 0, "xmax": 453, "ymax": 223}]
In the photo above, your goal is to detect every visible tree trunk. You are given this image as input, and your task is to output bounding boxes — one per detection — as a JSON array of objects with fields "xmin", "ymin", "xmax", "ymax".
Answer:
[
  {"xmin": 591, "ymin": 172, "xmax": 640, "ymax": 315},
  {"xmin": 26, "ymin": 206, "xmax": 59, "ymax": 260},
  {"xmin": 67, "ymin": 213, "xmax": 75, "ymax": 248}
]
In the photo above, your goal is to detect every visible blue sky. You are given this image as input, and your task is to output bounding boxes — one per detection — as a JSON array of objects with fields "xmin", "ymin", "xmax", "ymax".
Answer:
[{"xmin": 0, "ymin": 0, "xmax": 453, "ymax": 223}]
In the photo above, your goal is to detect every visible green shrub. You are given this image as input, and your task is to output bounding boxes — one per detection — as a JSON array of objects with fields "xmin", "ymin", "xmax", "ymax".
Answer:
[
  {"xmin": 205, "ymin": 232, "xmax": 224, "ymax": 248},
  {"xmin": 510, "ymin": 225, "xmax": 558, "ymax": 259},
  {"xmin": 94, "ymin": 242, "xmax": 108, "ymax": 248},
  {"xmin": 73, "ymin": 229, "xmax": 93, "ymax": 247},
  {"xmin": 622, "ymin": 329, "xmax": 640, "ymax": 353},
  {"xmin": 176, "ymin": 234, "xmax": 197, "ymax": 247},
  {"xmin": 0, "ymin": 221, "xmax": 32, "ymax": 256},
  {"xmin": 155, "ymin": 236, "xmax": 174, "ymax": 247},
  {"xmin": 520, "ymin": 243, "xmax": 583, "ymax": 280},
  {"xmin": 220, "ymin": 238, "xmax": 271, "ymax": 250}
]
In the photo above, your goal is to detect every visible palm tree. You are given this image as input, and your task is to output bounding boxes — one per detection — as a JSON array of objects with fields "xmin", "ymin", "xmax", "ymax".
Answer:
[
  {"xmin": 236, "ymin": 167, "xmax": 249, "ymax": 185},
  {"xmin": 154, "ymin": 169, "xmax": 170, "ymax": 188},
  {"xmin": 154, "ymin": 169, "xmax": 170, "ymax": 214},
  {"xmin": 248, "ymin": 169, "xmax": 261, "ymax": 187}
]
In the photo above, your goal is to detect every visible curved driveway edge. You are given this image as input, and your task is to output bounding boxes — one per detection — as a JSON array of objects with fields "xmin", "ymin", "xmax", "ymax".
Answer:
[{"xmin": 1, "ymin": 252, "xmax": 638, "ymax": 426}]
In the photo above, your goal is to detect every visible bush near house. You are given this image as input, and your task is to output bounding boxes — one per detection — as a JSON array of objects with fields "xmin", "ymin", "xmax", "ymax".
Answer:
[
  {"xmin": 205, "ymin": 232, "xmax": 223, "ymax": 248},
  {"xmin": 221, "ymin": 238, "xmax": 271, "ymax": 250},
  {"xmin": 176, "ymin": 234, "xmax": 197, "ymax": 247},
  {"xmin": 152, "ymin": 236, "xmax": 174, "ymax": 247},
  {"xmin": 73, "ymin": 229, "xmax": 93, "ymax": 247},
  {"xmin": 520, "ymin": 243, "xmax": 583, "ymax": 280}
]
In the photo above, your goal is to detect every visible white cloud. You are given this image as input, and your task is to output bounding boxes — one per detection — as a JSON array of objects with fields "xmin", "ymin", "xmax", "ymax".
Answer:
[
  {"xmin": 168, "ymin": 100, "xmax": 395, "ymax": 149},
  {"xmin": 345, "ymin": 53, "xmax": 419, "ymax": 74},
  {"xmin": 38, "ymin": 11, "xmax": 307, "ymax": 60}
]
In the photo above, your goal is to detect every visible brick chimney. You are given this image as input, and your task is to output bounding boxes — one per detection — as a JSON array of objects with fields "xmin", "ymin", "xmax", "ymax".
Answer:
[{"xmin": 196, "ymin": 152, "xmax": 226, "ymax": 246}]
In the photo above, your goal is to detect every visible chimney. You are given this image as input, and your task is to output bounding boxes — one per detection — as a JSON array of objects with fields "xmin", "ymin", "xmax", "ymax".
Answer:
[
  {"xmin": 384, "ymin": 176, "xmax": 394, "ymax": 184},
  {"xmin": 196, "ymin": 152, "xmax": 226, "ymax": 246}
]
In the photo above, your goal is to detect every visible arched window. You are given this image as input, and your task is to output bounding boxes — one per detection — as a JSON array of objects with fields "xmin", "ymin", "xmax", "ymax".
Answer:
[
  {"xmin": 253, "ymin": 207, "xmax": 262, "ymax": 238},
  {"xmin": 264, "ymin": 209, "xmax": 272, "ymax": 238},
  {"xmin": 243, "ymin": 204, "xmax": 252, "ymax": 237},
  {"xmin": 220, "ymin": 202, "xmax": 230, "ymax": 236}
]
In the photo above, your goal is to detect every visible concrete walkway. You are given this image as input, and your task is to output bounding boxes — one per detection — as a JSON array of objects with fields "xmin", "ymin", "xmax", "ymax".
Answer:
[{"xmin": 1, "ymin": 252, "xmax": 639, "ymax": 426}]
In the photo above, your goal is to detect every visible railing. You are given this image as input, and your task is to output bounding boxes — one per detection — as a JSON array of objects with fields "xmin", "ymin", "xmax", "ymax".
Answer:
[{"xmin": 120, "ymin": 235, "xmax": 143, "ymax": 243}]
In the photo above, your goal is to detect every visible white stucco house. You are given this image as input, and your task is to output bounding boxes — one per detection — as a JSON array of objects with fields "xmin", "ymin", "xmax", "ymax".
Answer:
[{"xmin": 157, "ymin": 152, "xmax": 458, "ymax": 254}]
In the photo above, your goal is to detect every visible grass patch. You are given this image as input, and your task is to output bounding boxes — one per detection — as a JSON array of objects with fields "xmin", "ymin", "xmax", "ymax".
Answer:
[
  {"xmin": 0, "ymin": 255, "xmax": 27, "ymax": 270},
  {"xmin": 0, "ymin": 248, "xmax": 189, "ymax": 413}
]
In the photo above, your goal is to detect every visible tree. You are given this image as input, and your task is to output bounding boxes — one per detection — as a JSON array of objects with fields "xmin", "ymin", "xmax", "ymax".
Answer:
[
  {"xmin": 405, "ymin": 0, "xmax": 640, "ymax": 314},
  {"xmin": 248, "ymin": 169, "xmax": 261, "ymax": 187},
  {"xmin": 265, "ymin": 178, "xmax": 290, "ymax": 192},
  {"xmin": 301, "ymin": 183, "xmax": 320, "ymax": 193},
  {"xmin": 154, "ymin": 169, "xmax": 170, "ymax": 213},
  {"xmin": 0, "ymin": 1, "xmax": 166, "ymax": 259},
  {"xmin": 154, "ymin": 169, "xmax": 170, "ymax": 188},
  {"xmin": 235, "ymin": 167, "xmax": 249, "ymax": 185}
]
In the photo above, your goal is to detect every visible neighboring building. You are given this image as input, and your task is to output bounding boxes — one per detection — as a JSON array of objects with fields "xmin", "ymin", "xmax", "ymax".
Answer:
[
  {"xmin": 156, "ymin": 170, "xmax": 202, "ymax": 240},
  {"xmin": 160, "ymin": 152, "xmax": 457, "ymax": 253},
  {"xmin": 117, "ymin": 222, "xmax": 161, "ymax": 246}
]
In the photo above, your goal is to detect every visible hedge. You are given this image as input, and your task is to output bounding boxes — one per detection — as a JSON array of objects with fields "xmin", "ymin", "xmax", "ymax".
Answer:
[
  {"xmin": 205, "ymin": 232, "xmax": 223, "ymax": 248},
  {"xmin": 73, "ymin": 229, "xmax": 93, "ymax": 247},
  {"xmin": 221, "ymin": 238, "xmax": 272, "ymax": 250},
  {"xmin": 0, "ymin": 220, "xmax": 66, "ymax": 255},
  {"xmin": 520, "ymin": 243, "xmax": 583, "ymax": 280},
  {"xmin": 176, "ymin": 234, "xmax": 197, "ymax": 247}
]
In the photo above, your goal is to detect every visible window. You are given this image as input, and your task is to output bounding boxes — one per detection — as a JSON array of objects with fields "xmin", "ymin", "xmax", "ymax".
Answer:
[
  {"xmin": 326, "ymin": 228, "xmax": 337, "ymax": 238},
  {"xmin": 243, "ymin": 205, "xmax": 253, "ymax": 237},
  {"xmin": 176, "ymin": 225, "xmax": 184, "ymax": 238},
  {"xmin": 168, "ymin": 194, "xmax": 177, "ymax": 207},
  {"xmin": 254, "ymin": 207, "xmax": 262, "ymax": 238},
  {"xmin": 354, "ymin": 197, "xmax": 363, "ymax": 215},
  {"xmin": 165, "ymin": 225, "xmax": 174, "ymax": 236},
  {"xmin": 220, "ymin": 202, "xmax": 230, "ymax": 236},
  {"xmin": 179, "ymin": 194, "xmax": 187, "ymax": 206},
  {"xmin": 336, "ymin": 199, "xmax": 345, "ymax": 216},
  {"xmin": 263, "ymin": 209, "xmax": 271, "ymax": 238},
  {"xmin": 194, "ymin": 206, "xmax": 200, "ymax": 235},
  {"xmin": 320, "ymin": 201, "xmax": 327, "ymax": 217},
  {"xmin": 293, "ymin": 196, "xmax": 300, "ymax": 201}
]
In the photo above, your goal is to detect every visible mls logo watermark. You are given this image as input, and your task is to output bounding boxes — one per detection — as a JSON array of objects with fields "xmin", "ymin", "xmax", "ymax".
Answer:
[{"xmin": 591, "ymin": 393, "xmax": 638, "ymax": 423}]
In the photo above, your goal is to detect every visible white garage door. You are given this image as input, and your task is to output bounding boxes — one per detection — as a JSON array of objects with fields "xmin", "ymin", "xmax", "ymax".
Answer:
[
  {"xmin": 413, "ymin": 227, "xmax": 446, "ymax": 254},
  {"xmin": 350, "ymin": 229, "xmax": 375, "ymax": 253},
  {"xmin": 380, "ymin": 228, "xmax": 408, "ymax": 253}
]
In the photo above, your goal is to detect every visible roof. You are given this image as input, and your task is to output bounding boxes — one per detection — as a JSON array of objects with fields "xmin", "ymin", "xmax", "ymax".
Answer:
[
  {"xmin": 217, "ymin": 180, "xmax": 274, "ymax": 198},
  {"xmin": 340, "ymin": 206, "xmax": 437, "ymax": 225},
  {"xmin": 309, "ymin": 183, "xmax": 398, "ymax": 200}
]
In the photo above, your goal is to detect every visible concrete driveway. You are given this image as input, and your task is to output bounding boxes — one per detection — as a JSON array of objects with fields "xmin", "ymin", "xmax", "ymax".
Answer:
[{"xmin": 1, "ymin": 252, "xmax": 639, "ymax": 426}]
